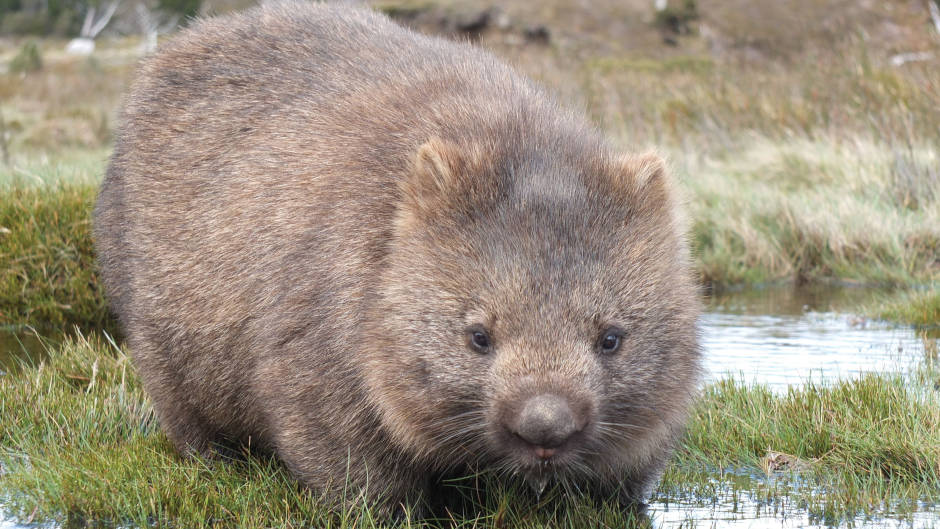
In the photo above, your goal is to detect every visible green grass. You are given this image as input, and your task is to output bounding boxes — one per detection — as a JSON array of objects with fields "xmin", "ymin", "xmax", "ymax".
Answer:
[
  {"xmin": 681, "ymin": 371, "xmax": 940, "ymax": 499},
  {"xmin": 1, "ymin": 334, "xmax": 937, "ymax": 527},
  {"xmin": 869, "ymin": 287, "xmax": 940, "ymax": 330},
  {"xmin": 0, "ymin": 156, "xmax": 113, "ymax": 332}
]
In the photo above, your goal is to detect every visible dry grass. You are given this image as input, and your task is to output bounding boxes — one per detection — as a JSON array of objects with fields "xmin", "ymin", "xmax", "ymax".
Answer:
[
  {"xmin": 0, "ymin": 38, "xmax": 136, "ymax": 156},
  {"xmin": 680, "ymin": 137, "xmax": 940, "ymax": 285}
]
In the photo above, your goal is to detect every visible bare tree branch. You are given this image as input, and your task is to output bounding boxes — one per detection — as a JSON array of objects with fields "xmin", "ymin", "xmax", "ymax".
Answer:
[
  {"xmin": 135, "ymin": 1, "xmax": 179, "ymax": 55},
  {"xmin": 80, "ymin": 5, "xmax": 96, "ymax": 37},
  {"xmin": 929, "ymin": 0, "xmax": 940, "ymax": 35},
  {"xmin": 88, "ymin": 0, "xmax": 121, "ymax": 38}
]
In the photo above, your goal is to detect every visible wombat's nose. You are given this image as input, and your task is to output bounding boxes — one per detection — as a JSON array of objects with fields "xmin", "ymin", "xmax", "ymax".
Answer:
[{"xmin": 511, "ymin": 394, "xmax": 579, "ymax": 451}]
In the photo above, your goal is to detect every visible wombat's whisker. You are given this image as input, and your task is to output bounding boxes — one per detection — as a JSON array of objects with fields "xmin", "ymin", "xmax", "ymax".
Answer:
[{"xmin": 596, "ymin": 420, "xmax": 654, "ymax": 433}]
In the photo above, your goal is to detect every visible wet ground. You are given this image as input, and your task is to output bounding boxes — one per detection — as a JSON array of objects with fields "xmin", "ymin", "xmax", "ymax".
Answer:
[
  {"xmin": 1, "ymin": 285, "xmax": 937, "ymax": 528},
  {"xmin": 0, "ymin": 326, "xmax": 46, "ymax": 376}
]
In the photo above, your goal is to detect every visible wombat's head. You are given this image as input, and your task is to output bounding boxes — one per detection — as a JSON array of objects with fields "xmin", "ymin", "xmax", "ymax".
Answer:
[{"xmin": 364, "ymin": 135, "xmax": 700, "ymax": 492}]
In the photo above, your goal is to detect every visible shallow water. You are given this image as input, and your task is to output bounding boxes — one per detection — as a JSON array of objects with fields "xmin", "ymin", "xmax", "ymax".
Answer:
[
  {"xmin": 701, "ymin": 286, "xmax": 928, "ymax": 391},
  {"xmin": 1, "ymin": 285, "xmax": 937, "ymax": 528},
  {"xmin": 652, "ymin": 485, "xmax": 938, "ymax": 529},
  {"xmin": 0, "ymin": 327, "xmax": 46, "ymax": 376}
]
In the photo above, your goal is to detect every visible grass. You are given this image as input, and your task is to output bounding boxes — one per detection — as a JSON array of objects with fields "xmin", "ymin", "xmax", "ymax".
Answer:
[
  {"xmin": 679, "ymin": 138, "xmax": 940, "ymax": 286},
  {"xmin": 0, "ymin": 156, "xmax": 113, "ymax": 332},
  {"xmin": 680, "ymin": 371, "xmax": 940, "ymax": 504},
  {"xmin": 1, "ymin": 0, "xmax": 939, "ymax": 526},
  {"xmin": 1, "ymin": 334, "xmax": 937, "ymax": 527},
  {"xmin": 868, "ymin": 287, "xmax": 940, "ymax": 330}
]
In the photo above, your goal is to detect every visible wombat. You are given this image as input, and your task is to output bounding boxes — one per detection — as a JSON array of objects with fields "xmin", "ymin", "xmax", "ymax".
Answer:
[{"xmin": 94, "ymin": 2, "xmax": 700, "ymax": 516}]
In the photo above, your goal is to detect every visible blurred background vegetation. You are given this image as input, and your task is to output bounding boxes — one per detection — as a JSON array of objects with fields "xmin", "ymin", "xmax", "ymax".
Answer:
[{"xmin": 0, "ymin": 0, "xmax": 938, "ymax": 330}]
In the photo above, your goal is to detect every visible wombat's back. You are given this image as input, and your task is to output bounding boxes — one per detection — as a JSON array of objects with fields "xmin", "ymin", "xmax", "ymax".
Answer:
[{"xmin": 98, "ymin": 3, "xmax": 549, "ymax": 328}]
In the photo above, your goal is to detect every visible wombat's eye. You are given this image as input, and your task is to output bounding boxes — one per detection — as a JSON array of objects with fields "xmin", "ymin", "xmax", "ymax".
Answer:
[
  {"xmin": 467, "ymin": 326, "xmax": 492, "ymax": 354},
  {"xmin": 598, "ymin": 329, "xmax": 622, "ymax": 355}
]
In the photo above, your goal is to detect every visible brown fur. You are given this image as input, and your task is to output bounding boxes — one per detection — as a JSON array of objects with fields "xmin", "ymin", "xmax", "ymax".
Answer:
[{"xmin": 94, "ymin": 2, "xmax": 701, "ymax": 515}]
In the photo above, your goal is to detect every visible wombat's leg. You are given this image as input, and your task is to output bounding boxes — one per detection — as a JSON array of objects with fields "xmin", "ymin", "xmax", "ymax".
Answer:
[
  {"xmin": 131, "ymin": 341, "xmax": 223, "ymax": 459},
  {"xmin": 151, "ymin": 396, "xmax": 224, "ymax": 459},
  {"xmin": 366, "ymin": 472, "xmax": 432, "ymax": 522},
  {"xmin": 271, "ymin": 435, "xmax": 430, "ymax": 518},
  {"xmin": 585, "ymin": 462, "xmax": 661, "ymax": 513}
]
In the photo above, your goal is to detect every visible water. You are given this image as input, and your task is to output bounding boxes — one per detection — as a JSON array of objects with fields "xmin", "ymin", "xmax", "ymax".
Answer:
[
  {"xmin": 1, "ymin": 286, "xmax": 937, "ymax": 528},
  {"xmin": 652, "ymin": 285, "xmax": 938, "ymax": 528},
  {"xmin": 0, "ymin": 326, "xmax": 46, "ymax": 376},
  {"xmin": 700, "ymin": 286, "xmax": 928, "ymax": 392},
  {"xmin": 653, "ymin": 486, "xmax": 938, "ymax": 529}
]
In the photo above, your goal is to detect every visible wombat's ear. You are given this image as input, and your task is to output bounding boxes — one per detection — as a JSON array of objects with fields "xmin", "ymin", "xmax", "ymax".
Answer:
[
  {"xmin": 606, "ymin": 151, "xmax": 680, "ymax": 217},
  {"xmin": 403, "ymin": 138, "xmax": 462, "ymax": 211},
  {"xmin": 611, "ymin": 151, "xmax": 687, "ymax": 230},
  {"xmin": 613, "ymin": 152, "xmax": 670, "ymax": 203},
  {"xmin": 396, "ymin": 138, "xmax": 486, "ymax": 231}
]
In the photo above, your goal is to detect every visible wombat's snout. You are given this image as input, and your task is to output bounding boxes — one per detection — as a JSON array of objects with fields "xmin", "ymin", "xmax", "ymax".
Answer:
[{"xmin": 508, "ymin": 394, "xmax": 582, "ymax": 458}]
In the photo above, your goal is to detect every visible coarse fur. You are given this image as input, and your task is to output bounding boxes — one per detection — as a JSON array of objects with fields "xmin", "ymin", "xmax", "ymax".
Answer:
[{"xmin": 94, "ymin": 2, "xmax": 701, "ymax": 516}]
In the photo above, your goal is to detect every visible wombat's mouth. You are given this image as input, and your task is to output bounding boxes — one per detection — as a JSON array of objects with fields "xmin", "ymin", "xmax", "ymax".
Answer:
[
  {"xmin": 507, "ymin": 430, "xmax": 587, "ymax": 464},
  {"xmin": 515, "ymin": 453, "xmax": 591, "ymax": 496},
  {"xmin": 493, "ymin": 424, "xmax": 594, "ymax": 483},
  {"xmin": 521, "ymin": 462, "xmax": 556, "ymax": 495}
]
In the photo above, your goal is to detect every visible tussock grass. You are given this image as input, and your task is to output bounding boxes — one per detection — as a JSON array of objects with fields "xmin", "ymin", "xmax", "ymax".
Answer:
[
  {"xmin": 869, "ymin": 288, "xmax": 940, "ymax": 330},
  {"xmin": 0, "ymin": 158, "xmax": 112, "ymax": 331},
  {"xmin": 678, "ymin": 138, "xmax": 940, "ymax": 285},
  {"xmin": 2, "ymin": 335, "xmax": 937, "ymax": 527}
]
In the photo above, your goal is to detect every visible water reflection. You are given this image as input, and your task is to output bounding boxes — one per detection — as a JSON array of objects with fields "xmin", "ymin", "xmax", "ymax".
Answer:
[
  {"xmin": 702, "ymin": 286, "xmax": 926, "ymax": 392},
  {"xmin": 0, "ymin": 326, "xmax": 47, "ymax": 375},
  {"xmin": 701, "ymin": 312, "xmax": 923, "ymax": 391},
  {"xmin": 653, "ymin": 491, "xmax": 938, "ymax": 529}
]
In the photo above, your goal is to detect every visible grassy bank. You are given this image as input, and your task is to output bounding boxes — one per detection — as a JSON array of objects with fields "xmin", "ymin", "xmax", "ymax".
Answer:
[
  {"xmin": 0, "ymin": 162, "xmax": 112, "ymax": 332},
  {"xmin": 1, "ymin": 334, "xmax": 937, "ymax": 527},
  {"xmin": 869, "ymin": 288, "xmax": 940, "ymax": 331}
]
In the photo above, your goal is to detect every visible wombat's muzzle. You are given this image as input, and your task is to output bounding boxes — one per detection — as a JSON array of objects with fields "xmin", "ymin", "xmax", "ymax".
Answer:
[{"xmin": 508, "ymin": 394, "xmax": 582, "ymax": 459}]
